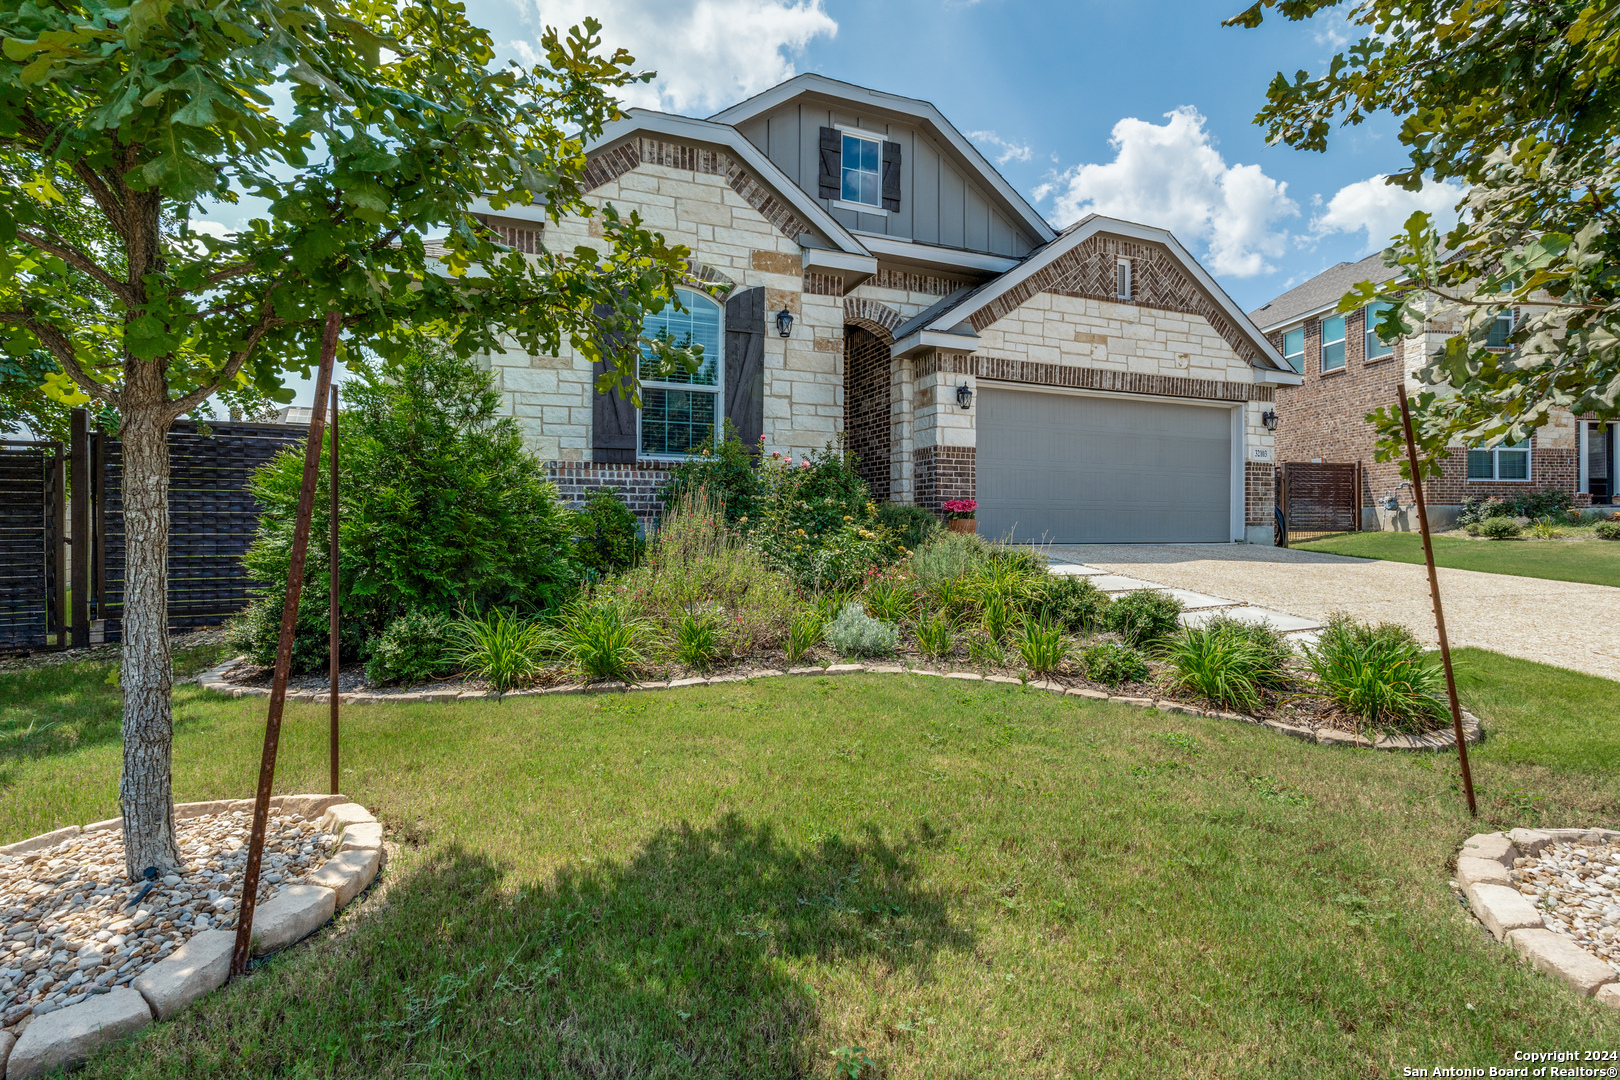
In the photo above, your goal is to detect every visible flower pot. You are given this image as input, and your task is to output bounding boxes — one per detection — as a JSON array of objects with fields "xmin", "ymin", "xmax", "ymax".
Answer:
[{"xmin": 947, "ymin": 518, "xmax": 976, "ymax": 534}]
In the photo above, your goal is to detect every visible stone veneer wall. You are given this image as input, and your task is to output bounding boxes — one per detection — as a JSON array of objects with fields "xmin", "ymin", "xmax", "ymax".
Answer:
[
  {"xmin": 843, "ymin": 326, "xmax": 892, "ymax": 501},
  {"xmin": 913, "ymin": 445, "xmax": 975, "ymax": 514}
]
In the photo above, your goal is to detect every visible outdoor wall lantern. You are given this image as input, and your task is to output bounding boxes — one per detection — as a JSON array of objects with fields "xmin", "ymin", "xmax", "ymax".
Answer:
[
  {"xmin": 1262, "ymin": 410, "xmax": 1279, "ymax": 432},
  {"xmin": 956, "ymin": 383, "xmax": 974, "ymax": 410},
  {"xmin": 775, "ymin": 309, "xmax": 794, "ymax": 338}
]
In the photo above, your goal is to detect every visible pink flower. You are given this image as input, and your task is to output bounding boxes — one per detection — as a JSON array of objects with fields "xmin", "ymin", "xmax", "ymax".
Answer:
[
  {"xmin": 759, "ymin": 434, "xmax": 767, "ymax": 442},
  {"xmin": 800, "ymin": 459, "xmax": 812, "ymax": 468}
]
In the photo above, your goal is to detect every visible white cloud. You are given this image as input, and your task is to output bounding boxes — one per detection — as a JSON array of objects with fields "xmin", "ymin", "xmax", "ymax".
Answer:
[
  {"xmin": 1033, "ymin": 106, "xmax": 1298, "ymax": 278},
  {"xmin": 1312, "ymin": 175, "xmax": 1466, "ymax": 252},
  {"xmin": 967, "ymin": 130, "xmax": 1032, "ymax": 166},
  {"xmin": 513, "ymin": 0, "xmax": 836, "ymax": 115}
]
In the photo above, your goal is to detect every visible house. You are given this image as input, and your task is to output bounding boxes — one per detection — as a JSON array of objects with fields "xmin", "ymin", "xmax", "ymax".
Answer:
[
  {"xmin": 1250, "ymin": 254, "xmax": 1610, "ymax": 530},
  {"xmin": 477, "ymin": 74, "xmax": 1301, "ymax": 544}
]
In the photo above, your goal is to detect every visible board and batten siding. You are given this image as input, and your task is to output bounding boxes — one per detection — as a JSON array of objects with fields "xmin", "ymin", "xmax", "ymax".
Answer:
[{"xmin": 733, "ymin": 104, "xmax": 1040, "ymax": 258}]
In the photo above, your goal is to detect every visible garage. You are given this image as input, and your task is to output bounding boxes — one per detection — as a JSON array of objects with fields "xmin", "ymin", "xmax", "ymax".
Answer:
[{"xmin": 975, "ymin": 387, "xmax": 1235, "ymax": 544}]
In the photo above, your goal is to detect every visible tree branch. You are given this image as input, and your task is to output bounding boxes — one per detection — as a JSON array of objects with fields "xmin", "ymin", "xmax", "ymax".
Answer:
[
  {"xmin": 164, "ymin": 316, "xmax": 284, "ymax": 418},
  {"xmin": 0, "ymin": 311, "xmax": 116, "ymax": 404},
  {"xmin": 15, "ymin": 228, "xmax": 134, "ymax": 303}
]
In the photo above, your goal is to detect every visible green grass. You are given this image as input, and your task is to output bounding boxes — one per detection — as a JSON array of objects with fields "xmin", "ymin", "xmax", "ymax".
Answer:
[
  {"xmin": 1, "ymin": 654, "xmax": 1617, "ymax": 1078},
  {"xmin": 1294, "ymin": 530, "xmax": 1620, "ymax": 587}
]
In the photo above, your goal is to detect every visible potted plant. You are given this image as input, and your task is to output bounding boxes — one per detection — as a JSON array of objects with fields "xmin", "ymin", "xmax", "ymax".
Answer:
[{"xmin": 943, "ymin": 498, "xmax": 977, "ymax": 534}]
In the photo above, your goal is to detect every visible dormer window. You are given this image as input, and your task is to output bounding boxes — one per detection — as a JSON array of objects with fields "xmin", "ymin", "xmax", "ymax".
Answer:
[{"xmin": 841, "ymin": 132, "xmax": 882, "ymax": 207}]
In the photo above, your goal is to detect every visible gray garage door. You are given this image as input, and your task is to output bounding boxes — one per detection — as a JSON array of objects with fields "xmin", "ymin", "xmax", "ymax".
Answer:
[{"xmin": 976, "ymin": 388, "xmax": 1233, "ymax": 543}]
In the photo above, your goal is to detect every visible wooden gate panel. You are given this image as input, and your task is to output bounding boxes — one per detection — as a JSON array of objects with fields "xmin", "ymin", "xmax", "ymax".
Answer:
[{"xmin": 1279, "ymin": 461, "xmax": 1361, "ymax": 541}]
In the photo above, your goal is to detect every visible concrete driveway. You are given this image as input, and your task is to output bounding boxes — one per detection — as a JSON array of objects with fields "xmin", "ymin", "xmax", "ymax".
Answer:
[{"xmin": 1043, "ymin": 543, "xmax": 1620, "ymax": 683}]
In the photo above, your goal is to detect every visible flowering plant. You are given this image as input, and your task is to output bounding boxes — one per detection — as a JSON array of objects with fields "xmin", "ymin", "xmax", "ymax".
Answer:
[{"xmin": 942, "ymin": 498, "xmax": 977, "ymax": 520}]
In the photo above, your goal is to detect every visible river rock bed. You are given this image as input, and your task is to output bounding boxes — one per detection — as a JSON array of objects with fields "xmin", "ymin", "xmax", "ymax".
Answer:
[
  {"xmin": 1509, "ymin": 838, "xmax": 1620, "ymax": 978},
  {"xmin": 0, "ymin": 810, "xmax": 334, "ymax": 1033}
]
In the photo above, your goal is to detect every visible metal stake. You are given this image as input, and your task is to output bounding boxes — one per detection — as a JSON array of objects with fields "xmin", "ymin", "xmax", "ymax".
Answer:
[
  {"xmin": 329, "ymin": 382, "xmax": 340, "ymax": 796},
  {"xmin": 1396, "ymin": 385, "xmax": 1478, "ymax": 817},
  {"xmin": 231, "ymin": 311, "xmax": 342, "ymax": 976}
]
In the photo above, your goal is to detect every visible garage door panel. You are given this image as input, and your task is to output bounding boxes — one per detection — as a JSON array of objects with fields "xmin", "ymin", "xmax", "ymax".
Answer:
[{"xmin": 977, "ymin": 389, "xmax": 1232, "ymax": 544}]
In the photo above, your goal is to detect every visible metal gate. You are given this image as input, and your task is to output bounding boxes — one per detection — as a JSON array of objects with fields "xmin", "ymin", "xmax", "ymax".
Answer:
[
  {"xmin": 1276, "ymin": 461, "xmax": 1361, "ymax": 545},
  {"xmin": 0, "ymin": 441, "xmax": 65, "ymax": 651}
]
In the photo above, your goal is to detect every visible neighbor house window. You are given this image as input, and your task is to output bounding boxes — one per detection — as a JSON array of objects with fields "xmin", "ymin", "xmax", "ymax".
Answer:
[
  {"xmin": 1486, "ymin": 310, "xmax": 1515, "ymax": 350},
  {"xmin": 1467, "ymin": 440, "xmax": 1531, "ymax": 481},
  {"xmin": 841, "ymin": 132, "xmax": 882, "ymax": 207},
  {"xmin": 1116, "ymin": 259, "xmax": 1132, "ymax": 301},
  {"xmin": 1364, "ymin": 301, "xmax": 1395, "ymax": 359},
  {"xmin": 639, "ymin": 288, "xmax": 723, "ymax": 458},
  {"xmin": 1320, "ymin": 315, "xmax": 1346, "ymax": 372},
  {"xmin": 1282, "ymin": 327, "xmax": 1305, "ymax": 373}
]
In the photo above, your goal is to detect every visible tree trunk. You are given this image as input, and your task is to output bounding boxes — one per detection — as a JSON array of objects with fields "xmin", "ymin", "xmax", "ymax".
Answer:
[{"xmin": 118, "ymin": 375, "xmax": 182, "ymax": 880}]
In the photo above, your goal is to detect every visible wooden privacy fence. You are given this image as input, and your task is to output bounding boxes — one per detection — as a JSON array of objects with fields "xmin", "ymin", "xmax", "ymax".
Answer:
[
  {"xmin": 0, "ymin": 442, "xmax": 65, "ymax": 650},
  {"xmin": 1276, "ymin": 461, "xmax": 1362, "ymax": 545},
  {"xmin": 0, "ymin": 411, "xmax": 303, "ymax": 652}
]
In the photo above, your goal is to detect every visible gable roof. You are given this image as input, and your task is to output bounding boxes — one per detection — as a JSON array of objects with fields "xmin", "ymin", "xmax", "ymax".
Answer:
[
  {"xmin": 584, "ymin": 109, "xmax": 874, "ymax": 259},
  {"xmin": 1248, "ymin": 252, "xmax": 1400, "ymax": 331},
  {"xmin": 895, "ymin": 215, "xmax": 1294, "ymax": 377},
  {"xmin": 709, "ymin": 74, "xmax": 1058, "ymax": 247}
]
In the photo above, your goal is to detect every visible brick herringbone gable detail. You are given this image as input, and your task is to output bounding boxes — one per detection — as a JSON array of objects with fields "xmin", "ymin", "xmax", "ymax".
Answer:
[
  {"xmin": 803, "ymin": 272, "xmax": 846, "ymax": 297},
  {"xmin": 968, "ymin": 235, "xmax": 1263, "ymax": 365},
  {"xmin": 582, "ymin": 137, "xmax": 811, "ymax": 242},
  {"xmin": 972, "ymin": 354, "xmax": 1274, "ymax": 402},
  {"xmin": 871, "ymin": 268, "xmax": 972, "ymax": 297},
  {"xmin": 843, "ymin": 297, "xmax": 903, "ymax": 339}
]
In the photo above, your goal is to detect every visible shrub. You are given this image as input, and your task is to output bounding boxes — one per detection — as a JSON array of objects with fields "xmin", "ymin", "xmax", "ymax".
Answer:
[
  {"xmin": 785, "ymin": 609, "xmax": 825, "ymax": 665},
  {"xmin": 366, "ymin": 611, "xmax": 456, "ymax": 686},
  {"xmin": 1596, "ymin": 520, "xmax": 1620, "ymax": 540},
  {"xmin": 575, "ymin": 488, "xmax": 644, "ymax": 578},
  {"xmin": 876, "ymin": 503, "xmax": 941, "ymax": 551},
  {"xmin": 1080, "ymin": 642, "xmax": 1148, "ymax": 687},
  {"xmin": 1477, "ymin": 517, "xmax": 1523, "ymax": 540},
  {"xmin": 613, "ymin": 488, "xmax": 796, "ymax": 653},
  {"xmin": 909, "ymin": 531, "xmax": 989, "ymax": 591},
  {"xmin": 1529, "ymin": 517, "xmax": 1563, "ymax": 540},
  {"xmin": 1304, "ymin": 615, "xmax": 1448, "ymax": 732},
  {"xmin": 824, "ymin": 602, "xmax": 899, "ymax": 658},
  {"xmin": 914, "ymin": 611, "xmax": 956, "ymax": 659},
  {"xmin": 223, "ymin": 590, "xmax": 367, "ymax": 674},
  {"xmin": 1028, "ymin": 575, "xmax": 1112, "ymax": 634},
  {"xmin": 452, "ymin": 609, "xmax": 550, "ymax": 691},
  {"xmin": 789, "ymin": 518, "xmax": 901, "ymax": 593},
  {"xmin": 1106, "ymin": 590, "xmax": 1184, "ymax": 648},
  {"xmin": 237, "ymin": 344, "xmax": 580, "ymax": 672},
  {"xmin": 1167, "ymin": 623, "xmax": 1287, "ymax": 713},
  {"xmin": 672, "ymin": 606, "xmax": 726, "ymax": 671},
  {"xmin": 556, "ymin": 598, "xmax": 654, "ymax": 683},
  {"xmin": 661, "ymin": 422, "xmax": 762, "ymax": 527},
  {"xmin": 864, "ymin": 579, "xmax": 915, "ymax": 623},
  {"xmin": 1196, "ymin": 614, "xmax": 1293, "ymax": 689},
  {"xmin": 755, "ymin": 439, "xmax": 879, "ymax": 585},
  {"xmin": 1013, "ymin": 619, "xmax": 1070, "ymax": 674},
  {"xmin": 1458, "ymin": 487, "xmax": 1571, "ymax": 524}
]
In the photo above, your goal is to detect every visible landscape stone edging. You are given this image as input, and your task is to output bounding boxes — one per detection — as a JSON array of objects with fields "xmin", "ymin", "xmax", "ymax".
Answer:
[
  {"xmin": 0, "ymin": 797, "xmax": 382, "ymax": 1079},
  {"xmin": 195, "ymin": 659, "xmax": 1485, "ymax": 753},
  {"xmin": 1455, "ymin": 830, "xmax": 1620, "ymax": 1006}
]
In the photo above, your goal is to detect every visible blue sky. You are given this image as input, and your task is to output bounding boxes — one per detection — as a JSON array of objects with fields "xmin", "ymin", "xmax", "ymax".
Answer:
[{"xmin": 281, "ymin": 0, "xmax": 1466, "ymax": 406}]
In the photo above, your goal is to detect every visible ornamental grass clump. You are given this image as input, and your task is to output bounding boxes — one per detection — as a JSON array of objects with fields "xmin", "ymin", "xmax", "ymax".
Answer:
[
  {"xmin": 785, "ymin": 608, "xmax": 825, "ymax": 665},
  {"xmin": 1597, "ymin": 520, "xmax": 1620, "ymax": 540},
  {"xmin": 1106, "ymin": 590, "xmax": 1184, "ymax": 648},
  {"xmin": 672, "ymin": 606, "xmax": 727, "ymax": 672},
  {"xmin": 1304, "ymin": 615, "xmax": 1449, "ymax": 733},
  {"xmin": 453, "ymin": 609, "xmax": 551, "ymax": 691},
  {"xmin": 1012, "ymin": 619, "xmax": 1070, "ymax": 675},
  {"xmin": 1167, "ymin": 622, "xmax": 1288, "ymax": 713},
  {"xmin": 556, "ymin": 598, "xmax": 655, "ymax": 684},
  {"xmin": 914, "ymin": 611, "xmax": 956, "ymax": 659},
  {"xmin": 864, "ymin": 579, "xmax": 916, "ymax": 623},
  {"xmin": 824, "ymin": 603, "xmax": 899, "ymax": 658}
]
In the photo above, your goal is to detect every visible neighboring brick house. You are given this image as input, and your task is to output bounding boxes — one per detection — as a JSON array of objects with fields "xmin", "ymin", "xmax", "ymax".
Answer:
[
  {"xmin": 473, "ymin": 75, "xmax": 1300, "ymax": 543},
  {"xmin": 1250, "ymin": 253, "xmax": 1612, "ymax": 529}
]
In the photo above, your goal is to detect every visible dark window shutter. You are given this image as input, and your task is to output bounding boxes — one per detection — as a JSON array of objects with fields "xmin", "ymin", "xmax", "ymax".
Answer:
[
  {"xmin": 881, "ymin": 140, "xmax": 902, "ymax": 212},
  {"xmin": 724, "ymin": 286, "xmax": 766, "ymax": 451},
  {"xmin": 591, "ymin": 302, "xmax": 639, "ymax": 464},
  {"xmin": 818, "ymin": 127, "xmax": 841, "ymax": 200}
]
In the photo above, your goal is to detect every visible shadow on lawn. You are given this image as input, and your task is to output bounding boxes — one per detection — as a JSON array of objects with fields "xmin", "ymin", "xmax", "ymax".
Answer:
[{"xmin": 289, "ymin": 812, "xmax": 972, "ymax": 1078}]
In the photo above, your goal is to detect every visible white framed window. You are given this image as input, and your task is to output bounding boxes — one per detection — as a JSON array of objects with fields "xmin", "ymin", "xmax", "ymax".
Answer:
[
  {"xmin": 1486, "ymin": 309, "xmax": 1515, "ymax": 350},
  {"xmin": 1364, "ymin": 301, "xmax": 1394, "ymax": 359},
  {"xmin": 1467, "ymin": 440, "xmax": 1530, "ymax": 481},
  {"xmin": 638, "ymin": 288, "xmax": 723, "ymax": 458},
  {"xmin": 1281, "ymin": 327, "xmax": 1304, "ymax": 373},
  {"xmin": 1116, "ymin": 258, "xmax": 1132, "ymax": 301},
  {"xmin": 840, "ymin": 131, "xmax": 882, "ymax": 207},
  {"xmin": 1320, "ymin": 315, "xmax": 1346, "ymax": 372}
]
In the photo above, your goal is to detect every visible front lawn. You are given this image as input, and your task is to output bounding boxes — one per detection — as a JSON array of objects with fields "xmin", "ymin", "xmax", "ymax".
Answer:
[
  {"xmin": 1, "ymin": 651, "xmax": 1617, "ymax": 1078},
  {"xmin": 1294, "ymin": 529, "xmax": 1620, "ymax": 588}
]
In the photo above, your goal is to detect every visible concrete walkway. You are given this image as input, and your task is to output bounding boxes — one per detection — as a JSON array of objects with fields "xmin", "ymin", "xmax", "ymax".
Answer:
[{"xmin": 1044, "ymin": 543, "xmax": 1620, "ymax": 683}]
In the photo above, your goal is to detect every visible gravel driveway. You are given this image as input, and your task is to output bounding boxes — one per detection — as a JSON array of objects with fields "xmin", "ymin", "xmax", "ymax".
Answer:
[{"xmin": 1043, "ymin": 543, "xmax": 1620, "ymax": 683}]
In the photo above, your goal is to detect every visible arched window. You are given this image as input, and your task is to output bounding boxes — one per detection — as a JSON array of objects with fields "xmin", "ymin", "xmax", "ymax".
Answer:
[{"xmin": 639, "ymin": 288, "xmax": 723, "ymax": 458}]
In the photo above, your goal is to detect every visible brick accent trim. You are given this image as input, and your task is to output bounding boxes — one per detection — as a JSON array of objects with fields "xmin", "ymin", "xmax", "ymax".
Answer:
[
  {"xmin": 546, "ymin": 461, "xmax": 672, "ymax": 525},
  {"xmin": 583, "ymin": 137, "xmax": 811, "ymax": 242},
  {"xmin": 963, "ymin": 354, "xmax": 1273, "ymax": 402},
  {"xmin": 915, "ymin": 350, "xmax": 975, "ymax": 378},
  {"xmin": 968, "ymin": 234, "xmax": 1264, "ymax": 365},
  {"xmin": 844, "ymin": 327, "xmax": 891, "ymax": 501},
  {"xmin": 804, "ymin": 272, "xmax": 846, "ymax": 297},
  {"xmin": 843, "ymin": 297, "xmax": 903, "ymax": 340},
  {"xmin": 1245, "ymin": 461, "xmax": 1274, "ymax": 527},
  {"xmin": 914, "ymin": 445, "xmax": 975, "ymax": 513},
  {"xmin": 870, "ymin": 268, "xmax": 973, "ymax": 297},
  {"xmin": 684, "ymin": 260, "xmax": 736, "ymax": 294}
]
